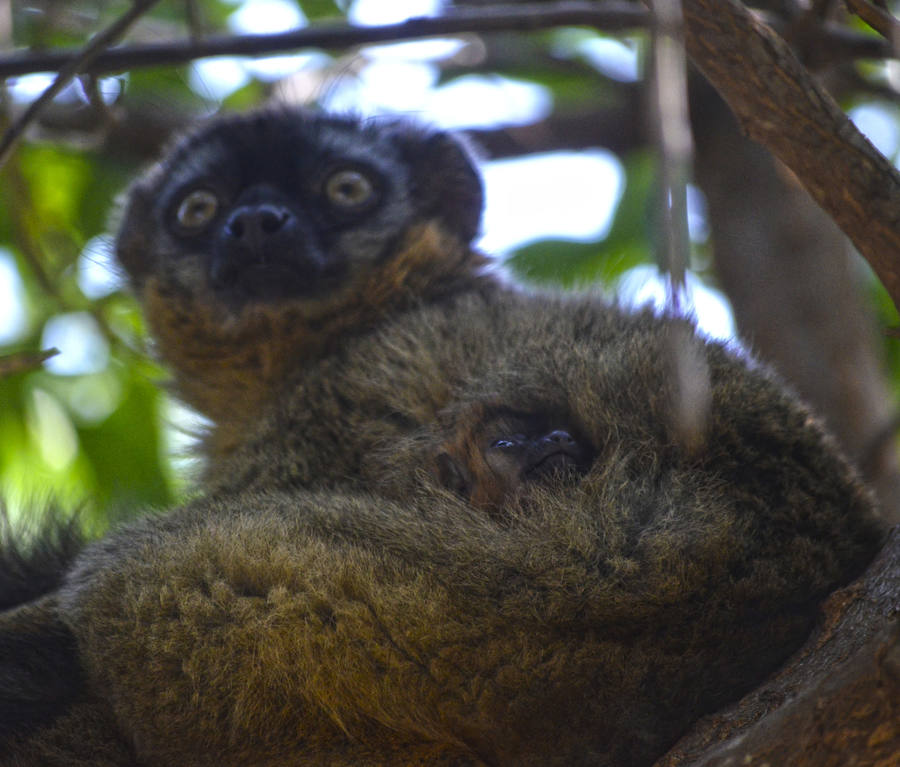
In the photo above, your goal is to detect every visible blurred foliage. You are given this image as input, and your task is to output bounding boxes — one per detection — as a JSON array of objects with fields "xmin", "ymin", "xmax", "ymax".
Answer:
[
  {"xmin": 1, "ymin": 0, "xmax": 898, "ymax": 530},
  {"xmin": 506, "ymin": 151, "xmax": 655, "ymax": 287},
  {"xmin": 0, "ymin": 128, "xmax": 177, "ymax": 526}
]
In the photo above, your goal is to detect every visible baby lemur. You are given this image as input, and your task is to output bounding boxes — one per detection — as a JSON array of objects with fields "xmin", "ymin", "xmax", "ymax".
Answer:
[
  {"xmin": 409, "ymin": 401, "xmax": 594, "ymax": 513},
  {"xmin": 1, "ymin": 108, "xmax": 884, "ymax": 767}
]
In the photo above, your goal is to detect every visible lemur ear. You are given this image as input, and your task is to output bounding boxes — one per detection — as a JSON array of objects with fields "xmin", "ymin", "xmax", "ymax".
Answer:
[
  {"xmin": 434, "ymin": 452, "xmax": 473, "ymax": 498},
  {"xmin": 393, "ymin": 129, "xmax": 484, "ymax": 245},
  {"xmin": 112, "ymin": 177, "xmax": 159, "ymax": 288}
]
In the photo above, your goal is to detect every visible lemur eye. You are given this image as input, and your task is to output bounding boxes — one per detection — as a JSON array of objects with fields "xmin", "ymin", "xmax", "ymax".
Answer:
[
  {"xmin": 324, "ymin": 169, "xmax": 375, "ymax": 209},
  {"xmin": 176, "ymin": 189, "xmax": 219, "ymax": 231}
]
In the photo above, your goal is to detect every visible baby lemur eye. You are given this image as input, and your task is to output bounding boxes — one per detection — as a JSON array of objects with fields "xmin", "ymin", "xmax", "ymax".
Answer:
[
  {"xmin": 176, "ymin": 189, "xmax": 219, "ymax": 231},
  {"xmin": 324, "ymin": 169, "xmax": 376, "ymax": 210}
]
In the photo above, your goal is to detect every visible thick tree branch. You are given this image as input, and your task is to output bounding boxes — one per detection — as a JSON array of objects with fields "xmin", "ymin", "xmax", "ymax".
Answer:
[
  {"xmin": 681, "ymin": 0, "xmax": 900, "ymax": 317},
  {"xmin": 656, "ymin": 529, "xmax": 900, "ymax": 766}
]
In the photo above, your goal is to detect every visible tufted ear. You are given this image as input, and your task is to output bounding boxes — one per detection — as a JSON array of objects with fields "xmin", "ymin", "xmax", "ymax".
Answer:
[{"xmin": 395, "ymin": 129, "xmax": 484, "ymax": 245}]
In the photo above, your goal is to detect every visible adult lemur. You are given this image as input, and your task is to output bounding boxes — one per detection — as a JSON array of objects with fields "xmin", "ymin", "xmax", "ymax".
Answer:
[{"xmin": 0, "ymin": 109, "xmax": 883, "ymax": 767}]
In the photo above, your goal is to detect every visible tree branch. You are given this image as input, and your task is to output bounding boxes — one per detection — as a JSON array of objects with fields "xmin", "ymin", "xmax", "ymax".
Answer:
[
  {"xmin": 0, "ymin": 349, "xmax": 59, "ymax": 378},
  {"xmin": 845, "ymin": 0, "xmax": 900, "ymax": 41},
  {"xmin": 0, "ymin": 2, "xmax": 648, "ymax": 80},
  {"xmin": 0, "ymin": 0, "xmax": 165, "ymax": 167},
  {"xmin": 656, "ymin": 529, "xmax": 900, "ymax": 766},
  {"xmin": 0, "ymin": 2, "xmax": 891, "ymax": 82},
  {"xmin": 680, "ymin": 0, "xmax": 900, "ymax": 317}
]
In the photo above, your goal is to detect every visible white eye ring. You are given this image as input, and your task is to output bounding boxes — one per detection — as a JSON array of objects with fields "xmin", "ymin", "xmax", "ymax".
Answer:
[
  {"xmin": 324, "ymin": 169, "xmax": 375, "ymax": 209},
  {"xmin": 176, "ymin": 189, "xmax": 219, "ymax": 230}
]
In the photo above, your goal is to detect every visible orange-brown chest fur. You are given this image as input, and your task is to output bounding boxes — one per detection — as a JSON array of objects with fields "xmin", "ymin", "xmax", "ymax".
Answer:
[{"xmin": 142, "ymin": 222, "xmax": 494, "ymax": 464}]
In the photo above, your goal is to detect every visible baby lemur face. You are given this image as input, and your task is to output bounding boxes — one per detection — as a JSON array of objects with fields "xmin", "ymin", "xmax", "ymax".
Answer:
[
  {"xmin": 116, "ymin": 109, "xmax": 483, "ymax": 311},
  {"xmin": 436, "ymin": 408, "xmax": 594, "ymax": 511},
  {"xmin": 486, "ymin": 422, "xmax": 587, "ymax": 482}
]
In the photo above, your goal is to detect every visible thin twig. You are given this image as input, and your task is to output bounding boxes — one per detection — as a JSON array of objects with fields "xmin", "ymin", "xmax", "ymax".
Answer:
[
  {"xmin": 185, "ymin": 0, "xmax": 204, "ymax": 41},
  {"xmin": 0, "ymin": 3, "xmax": 647, "ymax": 80},
  {"xmin": 0, "ymin": 349, "xmax": 59, "ymax": 378},
  {"xmin": 648, "ymin": 0, "xmax": 692, "ymax": 297},
  {"xmin": 768, "ymin": 8, "xmax": 894, "ymax": 66},
  {"xmin": 0, "ymin": 0, "xmax": 164, "ymax": 168},
  {"xmin": 5, "ymin": 164, "xmax": 63, "ymax": 302},
  {"xmin": 82, "ymin": 74, "xmax": 118, "ymax": 130},
  {"xmin": 5, "ymin": 160, "xmax": 120, "ymax": 350}
]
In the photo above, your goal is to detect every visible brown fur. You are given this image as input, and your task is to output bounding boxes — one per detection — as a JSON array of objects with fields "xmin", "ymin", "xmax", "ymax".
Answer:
[
  {"xmin": 3, "ymin": 109, "xmax": 885, "ymax": 766},
  {"xmin": 2, "ymin": 701, "xmax": 137, "ymax": 767},
  {"xmin": 57, "ymin": 384, "xmax": 881, "ymax": 766},
  {"xmin": 437, "ymin": 402, "xmax": 510, "ymax": 509},
  {"xmin": 0, "ymin": 596, "xmax": 136, "ymax": 766},
  {"xmin": 428, "ymin": 402, "xmax": 591, "ymax": 512},
  {"xmin": 53, "ymin": 294, "xmax": 883, "ymax": 766},
  {"xmin": 112, "ymin": 108, "xmax": 492, "ymax": 463},
  {"xmin": 139, "ymin": 222, "xmax": 490, "ymax": 458}
]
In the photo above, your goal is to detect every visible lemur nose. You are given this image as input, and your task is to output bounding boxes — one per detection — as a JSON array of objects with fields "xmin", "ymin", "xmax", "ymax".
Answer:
[{"xmin": 225, "ymin": 204, "xmax": 292, "ymax": 243}]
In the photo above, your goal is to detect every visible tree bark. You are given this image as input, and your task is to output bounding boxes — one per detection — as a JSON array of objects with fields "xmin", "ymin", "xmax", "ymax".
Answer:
[
  {"xmin": 681, "ymin": 0, "xmax": 900, "ymax": 317},
  {"xmin": 658, "ymin": 2, "xmax": 900, "ymax": 762},
  {"xmin": 655, "ymin": 528, "xmax": 900, "ymax": 767}
]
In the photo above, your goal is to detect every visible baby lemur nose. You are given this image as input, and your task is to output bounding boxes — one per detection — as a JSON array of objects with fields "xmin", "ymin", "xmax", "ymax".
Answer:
[{"xmin": 225, "ymin": 204, "xmax": 294, "ymax": 248}]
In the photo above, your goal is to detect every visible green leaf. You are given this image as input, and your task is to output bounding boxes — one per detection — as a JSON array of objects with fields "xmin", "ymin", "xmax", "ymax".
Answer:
[
  {"xmin": 18, "ymin": 146, "xmax": 92, "ymax": 232},
  {"xmin": 223, "ymin": 79, "xmax": 269, "ymax": 110},
  {"xmin": 505, "ymin": 238, "xmax": 639, "ymax": 288},
  {"xmin": 602, "ymin": 150, "xmax": 655, "ymax": 254},
  {"xmin": 298, "ymin": 0, "xmax": 347, "ymax": 20}
]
